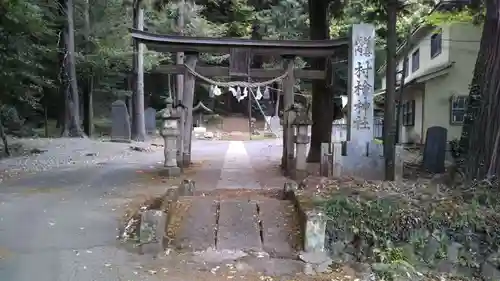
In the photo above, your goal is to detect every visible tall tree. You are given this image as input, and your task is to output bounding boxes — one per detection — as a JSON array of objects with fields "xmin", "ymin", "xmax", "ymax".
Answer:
[
  {"xmin": 82, "ymin": 0, "xmax": 94, "ymax": 136},
  {"xmin": 132, "ymin": 0, "xmax": 146, "ymax": 141},
  {"xmin": 306, "ymin": 0, "xmax": 336, "ymax": 162},
  {"xmin": 60, "ymin": 0, "xmax": 85, "ymax": 137},
  {"xmin": 456, "ymin": 0, "xmax": 500, "ymax": 180},
  {"xmin": 383, "ymin": 0, "xmax": 398, "ymax": 181}
]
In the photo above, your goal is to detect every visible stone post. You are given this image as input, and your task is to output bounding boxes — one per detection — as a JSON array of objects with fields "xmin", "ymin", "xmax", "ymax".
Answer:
[
  {"xmin": 304, "ymin": 210, "xmax": 327, "ymax": 252},
  {"xmin": 292, "ymin": 108, "xmax": 312, "ymax": 181},
  {"xmin": 395, "ymin": 144, "xmax": 404, "ymax": 181},
  {"xmin": 160, "ymin": 97, "xmax": 181, "ymax": 177}
]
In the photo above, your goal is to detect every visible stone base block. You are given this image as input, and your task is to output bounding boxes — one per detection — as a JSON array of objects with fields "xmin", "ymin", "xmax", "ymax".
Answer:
[
  {"xmin": 160, "ymin": 166, "xmax": 181, "ymax": 177},
  {"xmin": 328, "ymin": 141, "xmax": 403, "ymax": 181}
]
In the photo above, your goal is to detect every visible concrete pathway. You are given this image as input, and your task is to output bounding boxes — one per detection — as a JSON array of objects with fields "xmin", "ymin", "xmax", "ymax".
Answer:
[
  {"xmin": 0, "ymin": 138, "xmax": 311, "ymax": 281},
  {"xmin": 217, "ymin": 141, "xmax": 261, "ymax": 189},
  {"xmin": 170, "ymin": 140, "xmax": 300, "ymax": 266}
]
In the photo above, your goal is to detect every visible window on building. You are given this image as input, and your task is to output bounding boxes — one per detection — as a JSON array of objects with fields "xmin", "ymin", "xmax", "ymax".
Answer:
[
  {"xmin": 450, "ymin": 96, "xmax": 467, "ymax": 124},
  {"xmin": 411, "ymin": 49, "xmax": 420, "ymax": 72},
  {"xmin": 403, "ymin": 57, "xmax": 409, "ymax": 77},
  {"xmin": 402, "ymin": 100, "xmax": 415, "ymax": 126},
  {"xmin": 431, "ymin": 29, "xmax": 442, "ymax": 58}
]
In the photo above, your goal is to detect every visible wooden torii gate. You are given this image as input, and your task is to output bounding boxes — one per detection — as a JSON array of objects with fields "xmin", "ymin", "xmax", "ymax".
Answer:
[
  {"xmin": 130, "ymin": 28, "xmax": 347, "ymax": 172},
  {"xmin": 129, "ymin": 10, "xmax": 375, "ymax": 177}
]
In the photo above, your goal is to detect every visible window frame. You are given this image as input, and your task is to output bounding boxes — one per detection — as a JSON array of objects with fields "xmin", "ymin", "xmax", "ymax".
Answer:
[
  {"xmin": 402, "ymin": 100, "xmax": 415, "ymax": 127},
  {"xmin": 411, "ymin": 49, "xmax": 420, "ymax": 72},
  {"xmin": 430, "ymin": 29, "xmax": 443, "ymax": 58},
  {"xmin": 403, "ymin": 57, "xmax": 409, "ymax": 77},
  {"xmin": 450, "ymin": 96, "xmax": 467, "ymax": 125}
]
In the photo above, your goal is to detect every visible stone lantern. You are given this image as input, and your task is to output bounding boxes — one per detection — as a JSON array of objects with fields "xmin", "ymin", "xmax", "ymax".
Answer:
[
  {"xmin": 160, "ymin": 97, "xmax": 182, "ymax": 177},
  {"xmin": 292, "ymin": 106, "xmax": 312, "ymax": 181}
]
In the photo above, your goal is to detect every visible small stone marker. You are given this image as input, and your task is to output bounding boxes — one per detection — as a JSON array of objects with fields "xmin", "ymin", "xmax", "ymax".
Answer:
[
  {"xmin": 423, "ymin": 126, "xmax": 447, "ymax": 173},
  {"xmin": 145, "ymin": 107, "xmax": 157, "ymax": 135},
  {"xmin": 139, "ymin": 210, "xmax": 167, "ymax": 255},
  {"xmin": 179, "ymin": 179, "xmax": 195, "ymax": 196},
  {"xmin": 304, "ymin": 210, "xmax": 327, "ymax": 253},
  {"xmin": 111, "ymin": 100, "xmax": 131, "ymax": 143}
]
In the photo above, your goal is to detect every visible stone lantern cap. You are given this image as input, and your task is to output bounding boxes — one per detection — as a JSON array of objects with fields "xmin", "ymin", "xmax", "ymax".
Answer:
[{"xmin": 160, "ymin": 97, "xmax": 182, "ymax": 120}]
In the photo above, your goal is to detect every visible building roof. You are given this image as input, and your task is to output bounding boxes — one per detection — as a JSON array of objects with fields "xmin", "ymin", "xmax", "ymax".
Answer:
[
  {"xmin": 377, "ymin": 0, "xmax": 473, "ymax": 74},
  {"xmin": 374, "ymin": 62, "xmax": 454, "ymax": 103}
]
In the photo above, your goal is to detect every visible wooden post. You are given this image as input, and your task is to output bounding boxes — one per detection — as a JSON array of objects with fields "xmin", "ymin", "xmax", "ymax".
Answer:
[
  {"xmin": 181, "ymin": 53, "xmax": 198, "ymax": 167},
  {"xmin": 132, "ymin": 5, "xmax": 146, "ymax": 141},
  {"xmin": 282, "ymin": 57, "xmax": 295, "ymax": 174},
  {"xmin": 176, "ymin": 0, "xmax": 185, "ymax": 103},
  {"xmin": 175, "ymin": 0, "xmax": 185, "ymax": 163}
]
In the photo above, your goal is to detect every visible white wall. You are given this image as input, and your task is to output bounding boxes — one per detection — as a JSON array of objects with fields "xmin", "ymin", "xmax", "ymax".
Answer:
[{"xmin": 380, "ymin": 25, "xmax": 451, "ymax": 90}]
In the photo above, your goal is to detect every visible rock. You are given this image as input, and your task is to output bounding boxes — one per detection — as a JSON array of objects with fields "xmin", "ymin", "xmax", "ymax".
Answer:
[
  {"xmin": 487, "ymin": 250, "xmax": 500, "ymax": 267},
  {"xmin": 30, "ymin": 148, "xmax": 47, "ymax": 154},
  {"xmin": 303, "ymin": 263, "xmax": 315, "ymax": 275},
  {"xmin": 446, "ymin": 242, "xmax": 462, "ymax": 263},
  {"xmin": 299, "ymin": 251, "xmax": 331, "ymax": 264},
  {"xmin": 316, "ymin": 259, "xmax": 332, "ymax": 273},
  {"xmin": 327, "ymin": 241, "xmax": 346, "ymax": 261},
  {"xmin": 423, "ymin": 237, "xmax": 440, "ymax": 262},
  {"xmin": 436, "ymin": 260, "xmax": 456, "ymax": 274},
  {"xmin": 481, "ymin": 262, "xmax": 500, "ymax": 281},
  {"xmin": 129, "ymin": 146, "xmax": 149, "ymax": 152}
]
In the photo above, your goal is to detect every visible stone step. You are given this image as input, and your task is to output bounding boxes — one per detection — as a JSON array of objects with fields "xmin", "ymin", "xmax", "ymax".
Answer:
[
  {"xmin": 167, "ymin": 196, "xmax": 299, "ymax": 257},
  {"xmin": 168, "ymin": 197, "xmax": 218, "ymax": 252},
  {"xmin": 217, "ymin": 200, "xmax": 262, "ymax": 251}
]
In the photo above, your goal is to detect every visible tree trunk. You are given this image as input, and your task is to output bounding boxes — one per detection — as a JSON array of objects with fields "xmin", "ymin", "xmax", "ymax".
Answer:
[
  {"xmin": 383, "ymin": 1, "xmax": 398, "ymax": 181},
  {"xmin": 132, "ymin": 2, "xmax": 146, "ymax": 141},
  {"xmin": 176, "ymin": 0, "xmax": 185, "ymax": 104},
  {"xmin": 459, "ymin": 0, "xmax": 500, "ymax": 181},
  {"xmin": 0, "ymin": 112, "xmax": 10, "ymax": 156},
  {"xmin": 82, "ymin": 0, "xmax": 94, "ymax": 136},
  {"xmin": 60, "ymin": 0, "xmax": 84, "ymax": 137},
  {"xmin": 306, "ymin": 0, "xmax": 334, "ymax": 163}
]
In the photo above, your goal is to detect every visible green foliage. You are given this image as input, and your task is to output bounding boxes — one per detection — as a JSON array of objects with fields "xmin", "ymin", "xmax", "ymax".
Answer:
[
  {"xmin": 0, "ymin": 0, "xmax": 445, "ymax": 128},
  {"xmin": 0, "ymin": 0, "xmax": 58, "ymax": 108},
  {"xmin": 425, "ymin": 9, "xmax": 476, "ymax": 26},
  {"xmin": 320, "ymin": 181, "xmax": 500, "ymax": 279}
]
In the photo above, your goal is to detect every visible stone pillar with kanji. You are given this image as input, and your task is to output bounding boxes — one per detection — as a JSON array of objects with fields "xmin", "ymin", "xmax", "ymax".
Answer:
[
  {"xmin": 328, "ymin": 23, "xmax": 403, "ymax": 180},
  {"xmin": 160, "ymin": 97, "xmax": 181, "ymax": 177},
  {"xmin": 347, "ymin": 23, "xmax": 375, "ymax": 144}
]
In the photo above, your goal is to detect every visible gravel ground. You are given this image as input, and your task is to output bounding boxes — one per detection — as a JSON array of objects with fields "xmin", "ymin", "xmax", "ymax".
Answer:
[{"xmin": 0, "ymin": 137, "xmax": 164, "ymax": 181}]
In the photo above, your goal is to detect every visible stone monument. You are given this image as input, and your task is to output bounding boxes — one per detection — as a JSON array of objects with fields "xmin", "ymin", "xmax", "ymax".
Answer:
[
  {"xmin": 160, "ymin": 97, "xmax": 181, "ymax": 177},
  {"xmin": 319, "ymin": 24, "xmax": 403, "ymax": 181},
  {"xmin": 111, "ymin": 100, "xmax": 131, "ymax": 143},
  {"xmin": 145, "ymin": 107, "xmax": 157, "ymax": 135}
]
